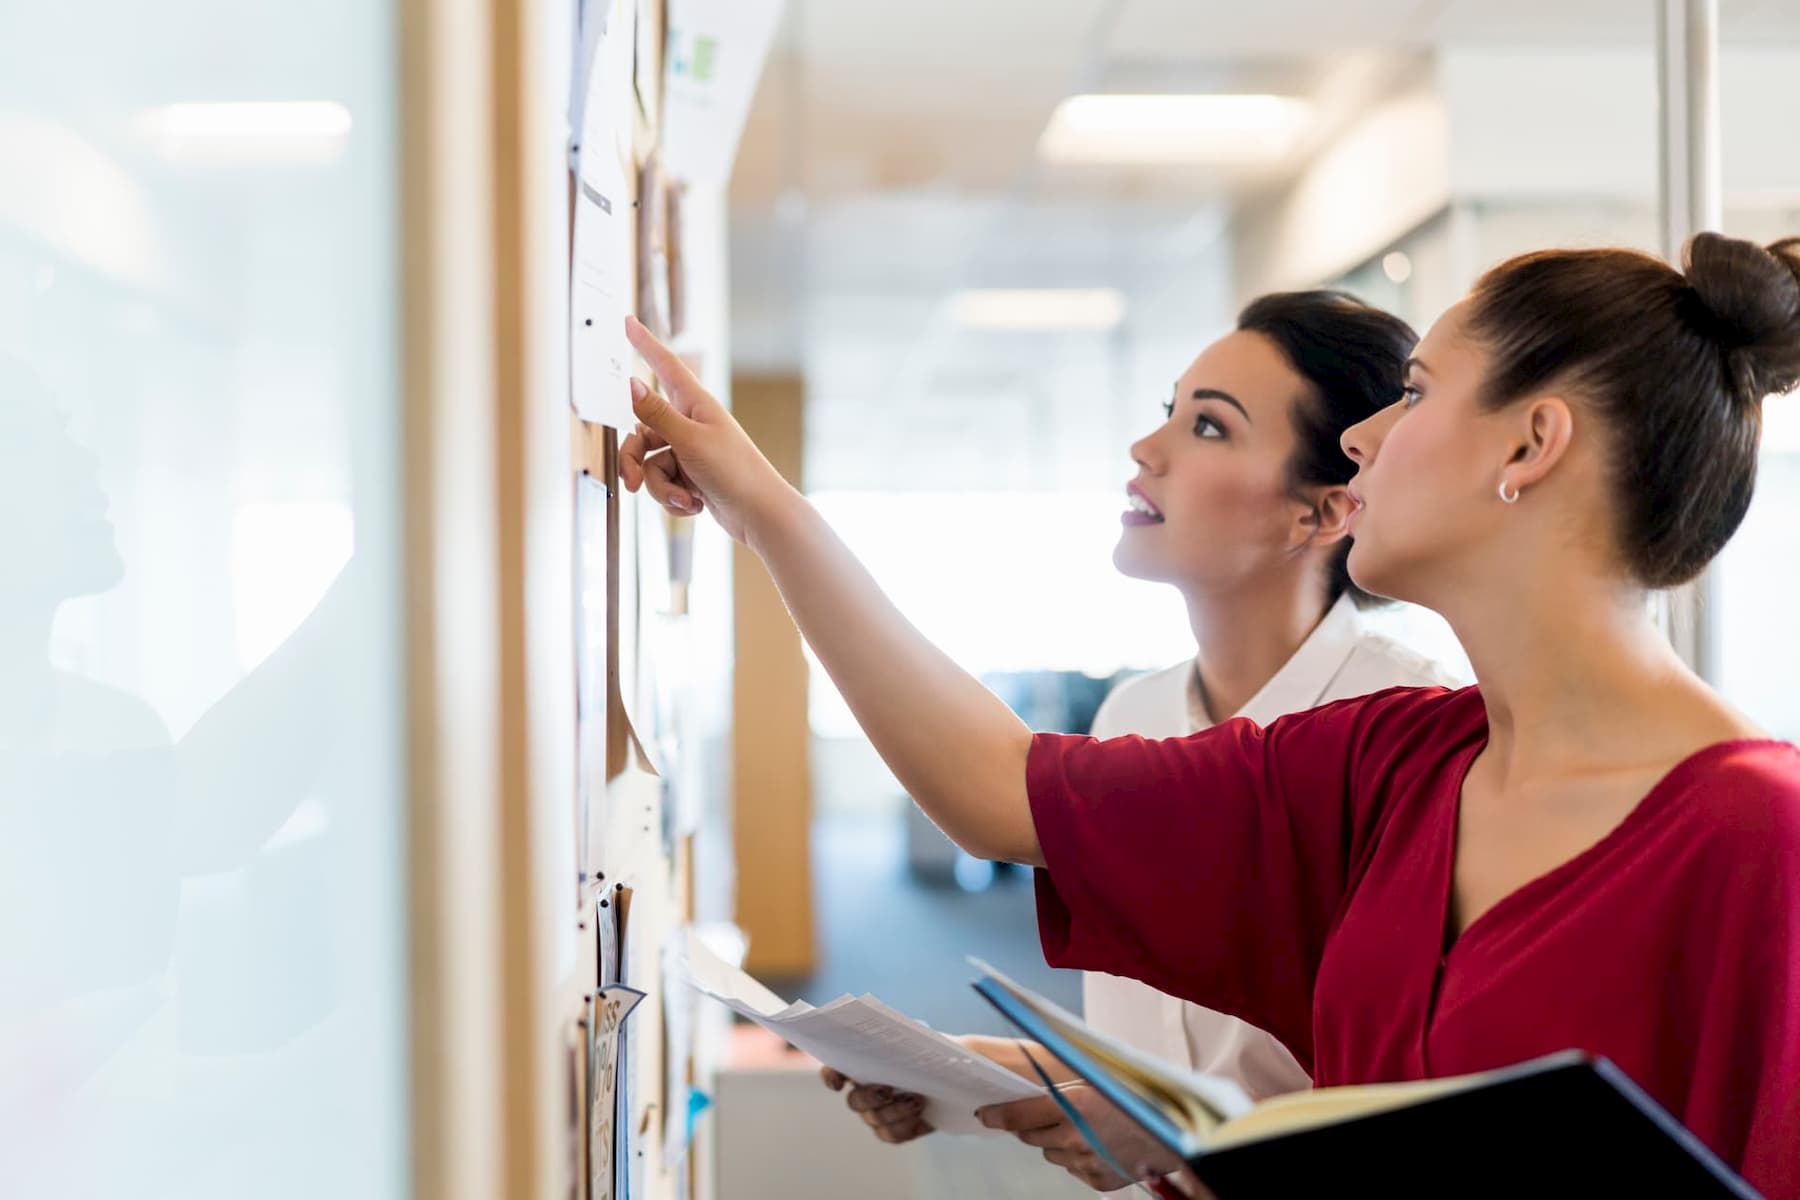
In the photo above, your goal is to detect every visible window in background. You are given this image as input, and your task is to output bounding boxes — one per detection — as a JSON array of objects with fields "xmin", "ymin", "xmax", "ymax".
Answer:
[
  {"xmin": 805, "ymin": 491, "xmax": 1194, "ymax": 739},
  {"xmin": 1703, "ymin": 11, "xmax": 1800, "ymax": 737},
  {"xmin": 805, "ymin": 488, "xmax": 1473, "ymax": 742},
  {"xmin": 1713, "ymin": 278, "xmax": 1800, "ymax": 740}
]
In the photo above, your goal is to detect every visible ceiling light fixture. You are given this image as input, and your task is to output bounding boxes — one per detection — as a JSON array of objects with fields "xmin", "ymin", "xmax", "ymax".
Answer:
[
  {"xmin": 947, "ymin": 289, "xmax": 1127, "ymax": 332},
  {"xmin": 1038, "ymin": 94, "xmax": 1311, "ymax": 165}
]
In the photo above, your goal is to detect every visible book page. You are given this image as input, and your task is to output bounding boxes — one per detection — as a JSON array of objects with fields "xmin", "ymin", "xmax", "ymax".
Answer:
[
  {"xmin": 1210, "ymin": 1075, "xmax": 1477, "ymax": 1148},
  {"xmin": 970, "ymin": 958, "xmax": 1253, "ymax": 1132}
]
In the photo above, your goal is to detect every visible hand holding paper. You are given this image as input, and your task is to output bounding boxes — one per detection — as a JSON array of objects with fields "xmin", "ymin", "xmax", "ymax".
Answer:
[
  {"xmin": 978, "ymin": 1083, "xmax": 1183, "ymax": 1192},
  {"xmin": 677, "ymin": 931, "xmax": 1043, "ymax": 1135},
  {"xmin": 820, "ymin": 1067, "xmax": 934, "ymax": 1145}
]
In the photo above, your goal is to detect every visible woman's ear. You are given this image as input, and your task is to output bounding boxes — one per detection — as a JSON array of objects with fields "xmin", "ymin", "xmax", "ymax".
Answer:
[
  {"xmin": 1295, "ymin": 484, "xmax": 1355, "ymax": 550},
  {"xmin": 1503, "ymin": 395, "xmax": 1575, "ymax": 491}
]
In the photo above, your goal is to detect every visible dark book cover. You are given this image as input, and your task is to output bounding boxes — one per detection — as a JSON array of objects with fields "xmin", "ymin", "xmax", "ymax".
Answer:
[{"xmin": 972, "ymin": 974, "xmax": 1760, "ymax": 1199}]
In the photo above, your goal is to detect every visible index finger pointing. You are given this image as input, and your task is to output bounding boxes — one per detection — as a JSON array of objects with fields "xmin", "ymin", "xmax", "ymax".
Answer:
[{"xmin": 624, "ymin": 316, "xmax": 704, "ymax": 398}]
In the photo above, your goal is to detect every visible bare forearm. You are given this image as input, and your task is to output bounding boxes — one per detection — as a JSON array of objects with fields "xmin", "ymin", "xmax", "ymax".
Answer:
[
  {"xmin": 617, "ymin": 317, "xmax": 1040, "ymax": 863},
  {"xmin": 749, "ymin": 487, "xmax": 1040, "ymax": 864}
]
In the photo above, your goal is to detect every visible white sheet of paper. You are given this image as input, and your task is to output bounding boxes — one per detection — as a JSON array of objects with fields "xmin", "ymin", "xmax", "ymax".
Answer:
[
  {"xmin": 777, "ymin": 998, "xmax": 1041, "ymax": 1133},
  {"xmin": 568, "ymin": 0, "xmax": 605, "ymax": 163},
  {"xmin": 571, "ymin": 185, "xmax": 632, "ymax": 429},
  {"xmin": 677, "ymin": 937, "xmax": 1042, "ymax": 1134},
  {"xmin": 633, "ymin": 0, "xmax": 662, "ymax": 129},
  {"xmin": 577, "ymin": 476, "xmax": 611, "ymax": 874},
  {"xmin": 571, "ymin": 0, "xmax": 637, "ymax": 429},
  {"xmin": 660, "ymin": 934, "xmax": 695, "ymax": 1166},
  {"xmin": 600, "ymin": 765, "xmax": 660, "ymax": 888},
  {"xmin": 627, "ymin": 495, "xmax": 675, "ymax": 758},
  {"xmin": 681, "ymin": 926, "xmax": 792, "ymax": 1016},
  {"xmin": 662, "ymin": 0, "xmax": 785, "ymax": 184}
]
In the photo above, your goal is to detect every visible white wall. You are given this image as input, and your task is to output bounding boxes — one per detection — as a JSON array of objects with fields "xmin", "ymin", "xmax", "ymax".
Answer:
[
  {"xmin": 1232, "ymin": 80, "xmax": 1452, "ymax": 303},
  {"xmin": 1234, "ymin": 45, "xmax": 1800, "ymax": 303}
]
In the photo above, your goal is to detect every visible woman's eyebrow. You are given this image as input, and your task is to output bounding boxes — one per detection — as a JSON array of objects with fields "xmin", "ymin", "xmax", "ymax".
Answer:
[{"xmin": 1191, "ymin": 388, "xmax": 1250, "ymax": 423}]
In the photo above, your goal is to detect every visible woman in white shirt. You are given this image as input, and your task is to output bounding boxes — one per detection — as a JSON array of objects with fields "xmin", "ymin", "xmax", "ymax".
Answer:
[{"xmin": 818, "ymin": 291, "xmax": 1462, "ymax": 1189}]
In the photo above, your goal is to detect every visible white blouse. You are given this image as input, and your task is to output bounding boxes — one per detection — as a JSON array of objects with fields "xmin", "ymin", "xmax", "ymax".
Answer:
[{"xmin": 1080, "ymin": 593, "xmax": 1465, "ymax": 1101}]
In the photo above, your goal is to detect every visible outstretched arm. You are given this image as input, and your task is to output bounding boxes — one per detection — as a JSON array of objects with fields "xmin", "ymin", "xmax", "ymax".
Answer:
[{"xmin": 619, "ymin": 317, "xmax": 1040, "ymax": 864}]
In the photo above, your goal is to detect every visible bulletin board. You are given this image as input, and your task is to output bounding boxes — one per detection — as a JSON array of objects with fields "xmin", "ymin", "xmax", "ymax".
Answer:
[{"xmin": 561, "ymin": 2, "xmax": 742, "ymax": 1199}]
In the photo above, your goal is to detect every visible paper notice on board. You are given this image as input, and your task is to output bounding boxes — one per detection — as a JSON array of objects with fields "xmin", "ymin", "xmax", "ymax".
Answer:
[
  {"xmin": 601, "ymin": 767, "xmax": 661, "ymax": 889},
  {"xmin": 617, "ymin": 483, "xmax": 641, "ymax": 735},
  {"xmin": 662, "ymin": 0, "xmax": 785, "ymax": 184},
  {"xmin": 566, "ymin": 1019, "xmax": 588, "ymax": 1200},
  {"xmin": 633, "ymin": 0, "xmax": 663, "ymax": 129},
  {"xmin": 660, "ymin": 935, "xmax": 695, "ymax": 1167},
  {"xmin": 589, "ymin": 984, "xmax": 646, "ymax": 1200},
  {"xmin": 571, "ymin": 0, "xmax": 638, "ymax": 429},
  {"xmin": 614, "ymin": 489, "xmax": 663, "ymax": 778},
  {"xmin": 577, "ymin": 477, "xmax": 611, "ymax": 872},
  {"xmin": 571, "ymin": 183, "xmax": 632, "ymax": 429},
  {"xmin": 568, "ymin": 0, "xmax": 601, "ymax": 161}
]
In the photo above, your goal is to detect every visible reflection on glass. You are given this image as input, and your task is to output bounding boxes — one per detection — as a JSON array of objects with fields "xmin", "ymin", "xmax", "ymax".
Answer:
[{"xmin": 0, "ymin": 3, "xmax": 406, "ymax": 1196}]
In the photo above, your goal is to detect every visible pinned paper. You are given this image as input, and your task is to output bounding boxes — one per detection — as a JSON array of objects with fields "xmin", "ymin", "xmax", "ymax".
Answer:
[
  {"xmin": 577, "ymin": 475, "xmax": 612, "ymax": 877},
  {"xmin": 660, "ymin": 933, "xmax": 695, "ymax": 1166},
  {"xmin": 635, "ymin": 154, "xmax": 672, "ymax": 339},
  {"xmin": 588, "ymin": 984, "xmax": 647, "ymax": 1200},
  {"xmin": 662, "ymin": 0, "xmax": 784, "ymax": 185},
  {"xmin": 571, "ymin": 0, "xmax": 638, "ymax": 430},
  {"xmin": 632, "ymin": 0, "xmax": 664, "ymax": 132},
  {"xmin": 600, "ymin": 766, "xmax": 662, "ymax": 889},
  {"xmin": 566, "ymin": 1016, "xmax": 589, "ymax": 1200},
  {"xmin": 609, "ymin": 487, "xmax": 662, "ymax": 779}
]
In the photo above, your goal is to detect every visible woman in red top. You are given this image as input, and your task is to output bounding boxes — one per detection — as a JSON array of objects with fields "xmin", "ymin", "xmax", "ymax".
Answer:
[{"xmin": 618, "ymin": 232, "xmax": 1800, "ymax": 1197}]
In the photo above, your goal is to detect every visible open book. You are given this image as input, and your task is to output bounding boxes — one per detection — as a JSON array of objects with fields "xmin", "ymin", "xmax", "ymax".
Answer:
[{"xmin": 969, "ymin": 959, "xmax": 1760, "ymax": 1199}]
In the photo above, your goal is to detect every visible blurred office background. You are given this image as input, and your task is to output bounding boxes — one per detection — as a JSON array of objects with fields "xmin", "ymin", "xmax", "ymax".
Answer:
[
  {"xmin": 717, "ymin": 8, "xmax": 1800, "ymax": 1191},
  {"xmin": 725, "ymin": 3, "xmax": 1800, "ymax": 1056}
]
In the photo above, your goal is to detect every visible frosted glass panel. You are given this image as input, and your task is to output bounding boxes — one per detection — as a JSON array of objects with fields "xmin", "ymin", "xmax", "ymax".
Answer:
[{"xmin": 0, "ymin": 4, "xmax": 408, "ymax": 1198}]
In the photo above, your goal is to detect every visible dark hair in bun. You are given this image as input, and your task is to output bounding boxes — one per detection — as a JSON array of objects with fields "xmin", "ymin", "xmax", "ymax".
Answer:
[
  {"xmin": 1466, "ymin": 233, "xmax": 1800, "ymax": 589},
  {"xmin": 1683, "ymin": 233, "xmax": 1800, "ymax": 402}
]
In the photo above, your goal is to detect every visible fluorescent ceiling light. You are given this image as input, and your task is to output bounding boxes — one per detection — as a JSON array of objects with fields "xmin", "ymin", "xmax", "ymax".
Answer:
[
  {"xmin": 135, "ymin": 102, "xmax": 353, "ymax": 166},
  {"xmin": 1039, "ymin": 94, "xmax": 1311, "ymax": 165},
  {"xmin": 947, "ymin": 289, "xmax": 1127, "ymax": 332}
]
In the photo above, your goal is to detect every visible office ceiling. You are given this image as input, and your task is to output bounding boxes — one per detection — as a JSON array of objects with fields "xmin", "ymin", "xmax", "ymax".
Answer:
[{"xmin": 728, "ymin": 0, "xmax": 1800, "ymax": 491}]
